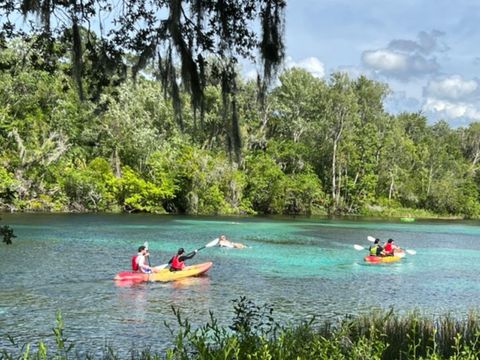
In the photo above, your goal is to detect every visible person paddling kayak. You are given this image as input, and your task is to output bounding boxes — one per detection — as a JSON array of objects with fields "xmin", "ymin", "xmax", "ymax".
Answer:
[
  {"xmin": 369, "ymin": 238, "xmax": 384, "ymax": 256},
  {"xmin": 132, "ymin": 245, "xmax": 154, "ymax": 273},
  {"xmin": 383, "ymin": 238, "xmax": 399, "ymax": 256},
  {"xmin": 168, "ymin": 248, "xmax": 198, "ymax": 271}
]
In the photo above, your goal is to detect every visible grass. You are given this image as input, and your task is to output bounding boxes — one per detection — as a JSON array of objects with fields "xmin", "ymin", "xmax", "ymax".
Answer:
[
  {"xmin": 1, "ymin": 298, "xmax": 479, "ymax": 359},
  {"xmin": 360, "ymin": 205, "xmax": 466, "ymax": 220}
]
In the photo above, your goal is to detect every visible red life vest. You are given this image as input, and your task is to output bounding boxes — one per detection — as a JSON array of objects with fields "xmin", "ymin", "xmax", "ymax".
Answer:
[
  {"xmin": 384, "ymin": 243, "xmax": 393, "ymax": 253},
  {"xmin": 131, "ymin": 255, "xmax": 139, "ymax": 271},
  {"xmin": 170, "ymin": 255, "xmax": 184, "ymax": 270}
]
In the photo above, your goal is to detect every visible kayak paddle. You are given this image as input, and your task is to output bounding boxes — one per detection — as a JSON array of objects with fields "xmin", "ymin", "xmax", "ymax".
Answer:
[
  {"xmin": 196, "ymin": 237, "xmax": 220, "ymax": 251},
  {"xmin": 153, "ymin": 238, "xmax": 220, "ymax": 270},
  {"xmin": 144, "ymin": 241, "xmax": 152, "ymax": 267}
]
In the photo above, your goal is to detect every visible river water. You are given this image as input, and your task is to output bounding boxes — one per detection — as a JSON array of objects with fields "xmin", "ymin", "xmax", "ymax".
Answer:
[{"xmin": 1, "ymin": 214, "xmax": 479, "ymax": 356}]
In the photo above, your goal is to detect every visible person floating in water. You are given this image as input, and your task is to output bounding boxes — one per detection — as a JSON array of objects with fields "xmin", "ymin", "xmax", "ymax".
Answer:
[
  {"xmin": 218, "ymin": 234, "xmax": 247, "ymax": 249},
  {"xmin": 168, "ymin": 248, "xmax": 197, "ymax": 271}
]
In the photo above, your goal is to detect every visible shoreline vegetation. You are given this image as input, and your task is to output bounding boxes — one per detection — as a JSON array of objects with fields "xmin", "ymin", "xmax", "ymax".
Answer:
[
  {"xmin": 1, "ymin": 40, "xmax": 480, "ymax": 220},
  {"xmin": 2, "ymin": 298, "xmax": 479, "ymax": 360},
  {"xmin": 0, "ymin": 207, "xmax": 467, "ymax": 220}
]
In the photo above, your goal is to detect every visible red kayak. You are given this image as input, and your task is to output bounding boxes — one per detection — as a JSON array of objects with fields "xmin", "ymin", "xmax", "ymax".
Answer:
[{"xmin": 114, "ymin": 262, "xmax": 212, "ymax": 283}]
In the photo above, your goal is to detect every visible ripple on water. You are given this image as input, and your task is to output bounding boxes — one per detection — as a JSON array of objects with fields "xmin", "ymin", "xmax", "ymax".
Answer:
[{"xmin": 1, "ymin": 213, "xmax": 480, "ymax": 356}]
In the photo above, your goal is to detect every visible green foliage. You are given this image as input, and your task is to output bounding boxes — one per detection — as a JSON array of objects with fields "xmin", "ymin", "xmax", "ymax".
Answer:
[
  {"xmin": 0, "ymin": 222, "xmax": 16, "ymax": 245},
  {"xmin": 60, "ymin": 158, "xmax": 116, "ymax": 211},
  {"xmin": 244, "ymin": 153, "xmax": 285, "ymax": 214},
  {"xmin": 113, "ymin": 166, "xmax": 170, "ymax": 213},
  {"xmin": 3, "ymin": 302, "xmax": 479, "ymax": 359},
  {"xmin": 0, "ymin": 39, "xmax": 479, "ymax": 217},
  {"xmin": 0, "ymin": 167, "xmax": 18, "ymax": 207}
]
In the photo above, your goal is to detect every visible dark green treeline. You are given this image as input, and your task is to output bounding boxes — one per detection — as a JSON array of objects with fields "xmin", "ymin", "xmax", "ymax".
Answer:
[{"xmin": 1, "ymin": 40, "xmax": 479, "ymax": 217}]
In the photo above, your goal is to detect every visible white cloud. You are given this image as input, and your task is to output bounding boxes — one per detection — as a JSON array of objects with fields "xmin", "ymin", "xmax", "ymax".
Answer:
[
  {"xmin": 285, "ymin": 56, "xmax": 325, "ymax": 78},
  {"xmin": 425, "ymin": 75, "xmax": 478, "ymax": 100},
  {"xmin": 423, "ymin": 98, "xmax": 480, "ymax": 121},
  {"xmin": 362, "ymin": 50, "xmax": 408, "ymax": 72},
  {"xmin": 361, "ymin": 30, "xmax": 444, "ymax": 80}
]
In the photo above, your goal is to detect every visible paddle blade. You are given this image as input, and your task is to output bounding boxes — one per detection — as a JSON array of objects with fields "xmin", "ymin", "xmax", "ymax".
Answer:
[
  {"xmin": 205, "ymin": 238, "xmax": 220, "ymax": 248},
  {"xmin": 354, "ymin": 244, "xmax": 365, "ymax": 251},
  {"xmin": 144, "ymin": 241, "xmax": 149, "ymax": 250},
  {"xmin": 196, "ymin": 238, "xmax": 220, "ymax": 252},
  {"xmin": 153, "ymin": 263, "xmax": 169, "ymax": 271},
  {"xmin": 406, "ymin": 249, "xmax": 417, "ymax": 255},
  {"xmin": 367, "ymin": 236, "xmax": 376, "ymax": 242}
]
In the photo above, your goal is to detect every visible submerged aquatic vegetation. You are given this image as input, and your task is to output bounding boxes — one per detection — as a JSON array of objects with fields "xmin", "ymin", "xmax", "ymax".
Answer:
[{"xmin": 1, "ymin": 298, "xmax": 479, "ymax": 359}]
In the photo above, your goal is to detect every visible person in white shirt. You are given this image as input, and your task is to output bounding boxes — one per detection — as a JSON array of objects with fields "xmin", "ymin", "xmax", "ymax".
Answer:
[
  {"xmin": 218, "ymin": 235, "xmax": 247, "ymax": 249},
  {"xmin": 135, "ymin": 245, "xmax": 153, "ymax": 273}
]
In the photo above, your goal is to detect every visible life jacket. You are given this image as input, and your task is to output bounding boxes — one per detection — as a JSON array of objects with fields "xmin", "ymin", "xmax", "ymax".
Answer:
[
  {"xmin": 131, "ymin": 255, "xmax": 139, "ymax": 271},
  {"xmin": 170, "ymin": 255, "xmax": 184, "ymax": 270},
  {"xmin": 369, "ymin": 245, "xmax": 378, "ymax": 256},
  {"xmin": 384, "ymin": 243, "xmax": 393, "ymax": 253}
]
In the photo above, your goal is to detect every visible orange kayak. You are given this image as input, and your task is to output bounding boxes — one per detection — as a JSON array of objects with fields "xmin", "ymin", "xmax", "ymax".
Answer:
[{"xmin": 114, "ymin": 262, "xmax": 212, "ymax": 282}]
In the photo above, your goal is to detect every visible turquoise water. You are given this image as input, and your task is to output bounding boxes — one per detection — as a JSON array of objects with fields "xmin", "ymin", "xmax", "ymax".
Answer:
[{"xmin": 1, "ymin": 214, "xmax": 479, "ymax": 355}]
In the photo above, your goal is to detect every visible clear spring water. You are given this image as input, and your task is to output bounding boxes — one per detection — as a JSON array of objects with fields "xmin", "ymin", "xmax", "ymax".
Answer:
[{"xmin": 1, "ymin": 213, "xmax": 479, "ymax": 356}]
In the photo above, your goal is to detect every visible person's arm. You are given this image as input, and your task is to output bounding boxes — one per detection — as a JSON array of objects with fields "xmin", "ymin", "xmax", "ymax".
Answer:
[{"xmin": 179, "ymin": 250, "xmax": 197, "ymax": 261}]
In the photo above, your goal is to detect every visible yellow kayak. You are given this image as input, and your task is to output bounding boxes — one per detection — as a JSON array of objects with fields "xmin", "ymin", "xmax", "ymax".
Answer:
[
  {"xmin": 364, "ymin": 255, "xmax": 402, "ymax": 263},
  {"xmin": 114, "ymin": 262, "xmax": 212, "ymax": 283}
]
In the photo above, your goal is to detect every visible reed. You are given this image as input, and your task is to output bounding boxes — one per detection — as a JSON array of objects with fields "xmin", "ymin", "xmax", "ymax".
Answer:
[{"xmin": 1, "ymin": 299, "xmax": 479, "ymax": 359}]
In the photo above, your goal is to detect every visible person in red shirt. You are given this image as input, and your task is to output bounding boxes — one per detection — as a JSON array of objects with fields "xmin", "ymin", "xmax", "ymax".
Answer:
[
  {"xmin": 168, "ymin": 248, "xmax": 197, "ymax": 271},
  {"xmin": 383, "ymin": 239, "xmax": 398, "ymax": 256}
]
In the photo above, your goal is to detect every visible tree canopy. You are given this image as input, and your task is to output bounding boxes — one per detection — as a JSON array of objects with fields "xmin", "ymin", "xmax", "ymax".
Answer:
[
  {"xmin": 1, "ymin": 0, "xmax": 286, "ymax": 161},
  {"xmin": 1, "ymin": 3, "xmax": 479, "ymax": 218}
]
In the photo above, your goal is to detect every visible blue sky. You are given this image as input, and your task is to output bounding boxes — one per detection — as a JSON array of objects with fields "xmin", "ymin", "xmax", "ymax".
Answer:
[{"xmin": 275, "ymin": 0, "xmax": 480, "ymax": 127}]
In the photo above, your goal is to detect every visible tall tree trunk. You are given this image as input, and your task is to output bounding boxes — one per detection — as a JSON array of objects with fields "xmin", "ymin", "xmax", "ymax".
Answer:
[
  {"xmin": 332, "ymin": 139, "xmax": 337, "ymax": 204},
  {"xmin": 113, "ymin": 147, "xmax": 121, "ymax": 178},
  {"xmin": 426, "ymin": 165, "xmax": 434, "ymax": 196},
  {"xmin": 71, "ymin": 0, "xmax": 84, "ymax": 101},
  {"xmin": 389, "ymin": 170, "xmax": 395, "ymax": 200}
]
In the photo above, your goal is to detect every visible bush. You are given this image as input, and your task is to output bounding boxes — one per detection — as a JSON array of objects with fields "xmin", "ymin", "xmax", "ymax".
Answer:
[{"xmin": 4, "ymin": 299, "xmax": 479, "ymax": 359}]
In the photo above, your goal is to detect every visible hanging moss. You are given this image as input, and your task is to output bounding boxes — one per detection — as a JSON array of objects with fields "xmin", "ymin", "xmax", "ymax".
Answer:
[{"xmin": 6, "ymin": 0, "xmax": 286, "ymax": 162}]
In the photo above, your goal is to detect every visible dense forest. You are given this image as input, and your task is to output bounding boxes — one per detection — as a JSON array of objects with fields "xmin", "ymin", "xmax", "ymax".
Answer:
[
  {"xmin": 1, "ymin": 0, "xmax": 478, "ymax": 218},
  {"xmin": 0, "ymin": 36, "xmax": 479, "ymax": 217}
]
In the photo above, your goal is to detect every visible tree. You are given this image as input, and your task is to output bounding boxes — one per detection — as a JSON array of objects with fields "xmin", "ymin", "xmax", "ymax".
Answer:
[
  {"xmin": 2, "ymin": 0, "xmax": 287, "ymax": 161},
  {"xmin": 315, "ymin": 72, "xmax": 359, "ymax": 212},
  {"xmin": 270, "ymin": 68, "xmax": 324, "ymax": 143}
]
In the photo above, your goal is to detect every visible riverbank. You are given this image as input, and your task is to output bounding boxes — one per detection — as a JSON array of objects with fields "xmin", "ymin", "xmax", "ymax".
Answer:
[
  {"xmin": 3, "ymin": 300, "xmax": 479, "ymax": 359},
  {"xmin": 0, "ymin": 205, "xmax": 469, "ymax": 221}
]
